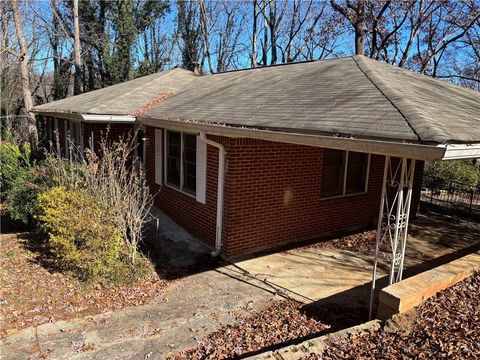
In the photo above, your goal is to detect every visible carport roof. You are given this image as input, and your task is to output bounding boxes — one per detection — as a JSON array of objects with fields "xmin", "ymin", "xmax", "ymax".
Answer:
[
  {"xmin": 33, "ymin": 68, "xmax": 196, "ymax": 116},
  {"xmin": 143, "ymin": 55, "xmax": 480, "ymax": 145}
]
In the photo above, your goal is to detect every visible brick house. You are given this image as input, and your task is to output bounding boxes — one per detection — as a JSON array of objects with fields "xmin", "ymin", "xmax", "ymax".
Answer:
[{"xmin": 34, "ymin": 55, "xmax": 480, "ymax": 263}]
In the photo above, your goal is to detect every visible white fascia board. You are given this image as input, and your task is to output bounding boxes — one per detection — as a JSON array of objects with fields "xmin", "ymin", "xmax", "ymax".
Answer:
[
  {"xmin": 138, "ymin": 117, "xmax": 447, "ymax": 161},
  {"xmin": 441, "ymin": 143, "xmax": 480, "ymax": 160},
  {"xmin": 81, "ymin": 114, "xmax": 136, "ymax": 123}
]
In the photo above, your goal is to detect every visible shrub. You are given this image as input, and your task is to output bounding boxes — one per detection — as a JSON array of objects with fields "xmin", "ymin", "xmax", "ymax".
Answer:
[
  {"xmin": 0, "ymin": 141, "xmax": 30, "ymax": 198},
  {"xmin": 5, "ymin": 165, "xmax": 51, "ymax": 225},
  {"xmin": 37, "ymin": 187, "xmax": 122, "ymax": 280},
  {"xmin": 5, "ymin": 149, "xmax": 91, "ymax": 226},
  {"xmin": 424, "ymin": 160, "xmax": 480, "ymax": 189},
  {"xmin": 82, "ymin": 132, "xmax": 154, "ymax": 263}
]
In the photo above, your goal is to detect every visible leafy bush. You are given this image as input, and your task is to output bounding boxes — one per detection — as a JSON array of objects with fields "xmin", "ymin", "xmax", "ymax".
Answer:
[
  {"xmin": 5, "ymin": 150, "xmax": 90, "ymax": 226},
  {"xmin": 424, "ymin": 160, "xmax": 480, "ymax": 189},
  {"xmin": 37, "ymin": 187, "xmax": 122, "ymax": 280},
  {"xmin": 5, "ymin": 170, "xmax": 40, "ymax": 225},
  {"xmin": 0, "ymin": 141, "xmax": 30, "ymax": 198}
]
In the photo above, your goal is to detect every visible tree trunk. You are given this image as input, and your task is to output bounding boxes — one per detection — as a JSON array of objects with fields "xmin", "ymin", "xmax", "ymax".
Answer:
[
  {"xmin": 269, "ymin": 2, "xmax": 277, "ymax": 65},
  {"xmin": 251, "ymin": 0, "xmax": 258, "ymax": 67},
  {"xmin": 355, "ymin": 0, "xmax": 365, "ymax": 56},
  {"xmin": 73, "ymin": 0, "xmax": 82, "ymax": 95},
  {"xmin": 11, "ymin": 0, "xmax": 38, "ymax": 148}
]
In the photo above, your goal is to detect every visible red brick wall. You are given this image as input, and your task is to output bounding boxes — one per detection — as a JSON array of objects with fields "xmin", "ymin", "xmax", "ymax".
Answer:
[
  {"xmin": 143, "ymin": 128, "xmax": 424, "ymax": 258},
  {"xmin": 224, "ymin": 139, "xmax": 379, "ymax": 257},
  {"xmin": 144, "ymin": 127, "xmax": 227, "ymax": 248}
]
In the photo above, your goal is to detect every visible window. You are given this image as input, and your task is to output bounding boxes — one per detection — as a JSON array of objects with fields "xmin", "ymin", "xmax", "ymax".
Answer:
[
  {"xmin": 165, "ymin": 130, "xmax": 197, "ymax": 195},
  {"xmin": 321, "ymin": 149, "xmax": 369, "ymax": 198},
  {"xmin": 136, "ymin": 129, "xmax": 146, "ymax": 166}
]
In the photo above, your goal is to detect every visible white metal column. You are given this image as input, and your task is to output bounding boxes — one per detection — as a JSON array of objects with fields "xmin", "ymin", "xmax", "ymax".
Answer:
[{"xmin": 369, "ymin": 156, "xmax": 416, "ymax": 319}]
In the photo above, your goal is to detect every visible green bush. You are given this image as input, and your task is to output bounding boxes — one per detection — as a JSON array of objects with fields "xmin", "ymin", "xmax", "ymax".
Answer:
[
  {"xmin": 5, "ymin": 164, "xmax": 55, "ymax": 225},
  {"xmin": 0, "ymin": 141, "xmax": 30, "ymax": 198},
  {"xmin": 37, "ymin": 187, "xmax": 122, "ymax": 280},
  {"xmin": 424, "ymin": 160, "xmax": 480, "ymax": 189},
  {"xmin": 5, "ymin": 153, "xmax": 87, "ymax": 226}
]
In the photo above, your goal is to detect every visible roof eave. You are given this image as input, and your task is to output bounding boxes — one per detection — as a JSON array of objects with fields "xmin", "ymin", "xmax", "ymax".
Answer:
[
  {"xmin": 442, "ymin": 143, "xmax": 480, "ymax": 160},
  {"xmin": 31, "ymin": 109, "xmax": 136, "ymax": 123},
  {"xmin": 138, "ymin": 116, "xmax": 448, "ymax": 161},
  {"xmin": 81, "ymin": 114, "xmax": 136, "ymax": 123}
]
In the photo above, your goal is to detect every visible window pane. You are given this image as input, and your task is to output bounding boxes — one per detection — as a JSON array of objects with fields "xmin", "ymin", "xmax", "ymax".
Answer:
[
  {"xmin": 168, "ymin": 131, "xmax": 181, "ymax": 145},
  {"xmin": 321, "ymin": 149, "xmax": 345, "ymax": 197},
  {"xmin": 346, "ymin": 152, "xmax": 368, "ymax": 194},
  {"xmin": 323, "ymin": 149, "xmax": 344, "ymax": 166},
  {"xmin": 137, "ymin": 130, "xmax": 145, "ymax": 163},
  {"xmin": 182, "ymin": 134, "xmax": 196, "ymax": 193},
  {"xmin": 167, "ymin": 158, "xmax": 180, "ymax": 186},
  {"xmin": 184, "ymin": 148, "xmax": 196, "ymax": 163},
  {"xmin": 183, "ymin": 133, "xmax": 196, "ymax": 149},
  {"xmin": 166, "ymin": 131, "xmax": 181, "ymax": 187}
]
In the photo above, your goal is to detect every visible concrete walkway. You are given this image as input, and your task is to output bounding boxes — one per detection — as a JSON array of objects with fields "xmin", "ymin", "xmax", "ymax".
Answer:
[{"xmin": 0, "ymin": 270, "xmax": 274, "ymax": 360}]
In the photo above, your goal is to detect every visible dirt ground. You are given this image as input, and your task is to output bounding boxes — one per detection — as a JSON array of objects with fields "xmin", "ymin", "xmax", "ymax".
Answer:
[{"xmin": 0, "ymin": 232, "xmax": 172, "ymax": 337}]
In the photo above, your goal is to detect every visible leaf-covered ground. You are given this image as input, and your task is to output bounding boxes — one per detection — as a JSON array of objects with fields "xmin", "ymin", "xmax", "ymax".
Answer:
[
  {"xmin": 0, "ymin": 232, "xmax": 172, "ymax": 337},
  {"xmin": 167, "ymin": 300, "xmax": 366, "ymax": 359},
  {"xmin": 306, "ymin": 230, "xmax": 397, "ymax": 255},
  {"xmin": 307, "ymin": 272, "xmax": 480, "ymax": 359}
]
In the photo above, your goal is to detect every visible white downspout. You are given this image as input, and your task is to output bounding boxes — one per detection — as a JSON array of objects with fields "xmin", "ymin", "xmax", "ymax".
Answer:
[{"xmin": 198, "ymin": 132, "xmax": 225, "ymax": 257}]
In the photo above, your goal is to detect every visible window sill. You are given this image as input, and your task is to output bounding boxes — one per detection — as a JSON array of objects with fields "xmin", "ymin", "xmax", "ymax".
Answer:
[
  {"xmin": 320, "ymin": 191, "xmax": 368, "ymax": 201},
  {"xmin": 164, "ymin": 182, "xmax": 197, "ymax": 200}
]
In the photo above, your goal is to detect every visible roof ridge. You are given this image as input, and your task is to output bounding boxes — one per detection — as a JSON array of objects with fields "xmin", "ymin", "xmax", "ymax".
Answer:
[
  {"xmin": 205, "ymin": 56, "xmax": 348, "ymax": 76},
  {"xmin": 351, "ymin": 55, "xmax": 422, "ymax": 142},
  {"xmin": 107, "ymin": 68, "xmax": 194, "ymax": 99}
]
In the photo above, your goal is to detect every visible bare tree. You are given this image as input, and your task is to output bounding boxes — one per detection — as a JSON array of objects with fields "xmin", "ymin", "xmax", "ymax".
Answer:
[
  {"xmin": 330, "ymin": 0, "xmax": 366, "ymax": 55},
  {"xmin": 251, "ymin": 0, "xmax": 259, "ymax": 67},
  {"xmin": 72, "ymin": 0, "xmax": 82, "ymax": 95},
  {"xmin": 11, "ymin": 0, "xmax": 37, "ymax": 147}
]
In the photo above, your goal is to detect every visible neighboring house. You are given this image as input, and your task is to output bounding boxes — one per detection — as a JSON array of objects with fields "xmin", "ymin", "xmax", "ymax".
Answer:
[
  {"xmin": 33, "ymin": 55, "xmax": 480, "ymax": 261},
  {"xmin": 33, "ymin": 68, "xmax": 196, "ymax": 158}
]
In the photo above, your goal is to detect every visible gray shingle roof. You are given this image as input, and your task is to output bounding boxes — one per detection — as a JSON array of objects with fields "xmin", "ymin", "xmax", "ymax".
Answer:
[
  {"xmin": 144, "ymin": 56, "xmax": 480, "ymax": 144},
  {"xmin": 33, "ymin": 68, "xmax": 196, "ymax": 116}
]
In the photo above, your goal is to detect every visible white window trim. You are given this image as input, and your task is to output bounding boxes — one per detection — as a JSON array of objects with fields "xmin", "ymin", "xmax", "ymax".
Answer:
[
  {"xmin": 321, "ymin": 151, "xmax": 371, "ymax": 200},
  {"xmin": 163, "ymin": 129, "xmax": 197, "ymax": 199}
]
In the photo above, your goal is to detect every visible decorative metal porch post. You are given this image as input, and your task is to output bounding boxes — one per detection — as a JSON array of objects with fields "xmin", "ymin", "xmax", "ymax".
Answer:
[{"xmin": 369, "ymin": 156, "xmax": 416, "ymax": 320}]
